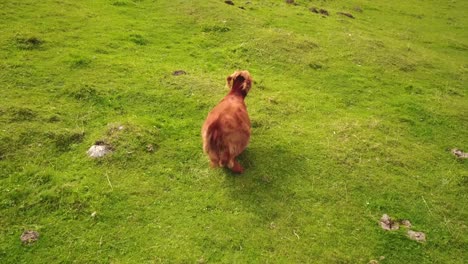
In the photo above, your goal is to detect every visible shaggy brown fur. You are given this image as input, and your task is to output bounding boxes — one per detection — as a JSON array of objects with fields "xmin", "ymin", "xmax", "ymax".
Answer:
[{"xmin": 201, "ymin": 70, "xmax": 253, "ymax": 173}]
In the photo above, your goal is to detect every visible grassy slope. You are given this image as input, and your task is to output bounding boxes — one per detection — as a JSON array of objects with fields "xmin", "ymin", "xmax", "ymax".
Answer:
[{"xmin": 0, "ymin": 0, "xmax": 466, "ymax": 263}]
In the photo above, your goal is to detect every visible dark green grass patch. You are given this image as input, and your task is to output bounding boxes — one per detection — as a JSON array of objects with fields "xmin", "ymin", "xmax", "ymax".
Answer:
[{"xmin": 14, "ymin": 35, "xmax": 44, "ymax": 50}]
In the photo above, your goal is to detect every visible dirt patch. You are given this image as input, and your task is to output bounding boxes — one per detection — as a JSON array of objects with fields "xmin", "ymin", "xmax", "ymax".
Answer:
[
  {"xmin": 379, "ymin": 215, "xmax": 427, "ymax": 242},
  {"xmin": 285, "ymin": 0, "xmax": 297, "ymax": 5},
  {"xmin": 172, "ymin": 70, "xmax": 187, "ymax": 76},
  {"xmin": 146, "ymin": 144, "xmax": 155, "ymax": 153},
  {"xmin": 337, "ymin": 12, "xmax": 355, "ymax": 19},
  {"xmin": 224, "ymin": 0, "xmax": 234, "ymax": 5},
  {"xmin": 407, "ymin": 230, "xmax": 426, "ymax": 242},
  {"xmin": 451, "ymin": 148, "xmax": 468, "ymax": 159},
  {"xmin": 379, "ymin": 214, "xmax": 399, "ymax": 230},
  {"xmin": 20, "ymin": 230, "xmax": 39, "ymax": 245},
  {"xmin": 369, "ymin": 256, "xmax": 385, "ymax": 264},
  {"xmin": 310, "ymin": 7, "xmax": 329, "ymax": 16},
  {"xmin": 400, "ymin": 219, "xmax": 412, "ymax": 228}
]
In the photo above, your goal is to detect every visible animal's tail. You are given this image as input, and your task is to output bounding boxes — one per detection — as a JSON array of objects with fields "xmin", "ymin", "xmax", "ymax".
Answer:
[
  {"xmin": 206, "ymin": 120, "xmax": 223, "ymax": 151},
  {"xmin": 205, "ymin": 120, "xmax": 229, "ymax": 166}
]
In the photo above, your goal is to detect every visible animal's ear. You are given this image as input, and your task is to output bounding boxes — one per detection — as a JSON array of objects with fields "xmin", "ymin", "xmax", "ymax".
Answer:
[{"xmin": 226, "ymin": 75, "xmax": 233, "ymax": 88}]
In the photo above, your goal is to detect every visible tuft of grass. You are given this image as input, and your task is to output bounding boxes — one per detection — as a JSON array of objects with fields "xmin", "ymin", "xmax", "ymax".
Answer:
[
  {"xmin": 128, "ymin": 34, "xmax": 149, "ymax": 45},
  {"xmin": 202, "ymin": 25, "xmax": 231, "ymax": 33},
  {"xmin": 46, "ymin": 130, "xmax": 85, "ymax": 152},
  {"xmin": 14, "ymin": 35, "xmax": 44, "ymax": 50},
  {"xmin": 69, "ymin": 56, "xmax": 92, "ymax": 69}
]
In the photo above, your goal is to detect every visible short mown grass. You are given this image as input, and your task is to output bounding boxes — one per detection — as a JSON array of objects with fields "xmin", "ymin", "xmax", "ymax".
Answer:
[{"xmin": 0, "ymin": 0, "xmax": 467, "ymax": 263}]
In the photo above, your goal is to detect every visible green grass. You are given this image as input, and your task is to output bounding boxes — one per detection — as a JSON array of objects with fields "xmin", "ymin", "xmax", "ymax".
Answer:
[{"xmin": 0, "ymin": 0, "xmax": 467, "ymax": 263}]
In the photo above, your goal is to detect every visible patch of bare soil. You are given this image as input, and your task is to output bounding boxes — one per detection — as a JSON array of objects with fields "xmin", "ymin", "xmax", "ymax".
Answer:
[
  {"xmin": 224, "ymin": 0, "xmax": 234, "ymax": 5},
  {"xmin": 379, "ymin": 214, "xmax": 427, "ymax": 242},
  {"xmin": 285, "ymin": 0, "xmax": 298, "ymax": 5},
  {"xmin": 400, "ymin": 219, "xmax": 412, "ymax": 228},
  {"xmin": 172, "ymin": 70, "xmax": 187, "ymax": 76},
  {"xmin": 452, "ymin": 148, "xmax": 468, "ymax": 159},
  {"xmin": 310, "ymin": 7, "xmax": 329, "ymax": 16},
  {"xmin": 147, "ymin": 144, "xmax": 155, "ymax": 153},
  {"xmin": 379, "ymin": 214, "xmax": 399, "ymax": 230},
  {"xmin": 20, "ymin": 230, "xmax": 39, "ymax": 245},
  {"xmin": 368, "ymin": 256, "xmax": 385, "ymax": 264},
  {"xmin": 407, "ymin": 230, "xmax": 426, "ymax": 242},
  {"xmin": 337, "ymin": 12, "xmax": 355, "ymax": 19}
]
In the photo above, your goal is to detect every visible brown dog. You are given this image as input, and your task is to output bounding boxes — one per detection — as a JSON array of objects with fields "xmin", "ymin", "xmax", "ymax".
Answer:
[{"xmin": 202, "ymin": 70, "xmax": 253, "ymax": 173}]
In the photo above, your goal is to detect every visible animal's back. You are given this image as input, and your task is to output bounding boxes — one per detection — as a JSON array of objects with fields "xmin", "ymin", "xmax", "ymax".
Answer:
[{"xmin": 202, "ymin": 96, "xmax": 250, "ymax": 165}]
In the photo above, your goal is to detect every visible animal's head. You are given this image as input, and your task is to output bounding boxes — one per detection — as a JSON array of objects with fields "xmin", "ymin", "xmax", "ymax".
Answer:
[{"xmin": 226, "ymin": 70, "xmax": 252, "ymax": 97}]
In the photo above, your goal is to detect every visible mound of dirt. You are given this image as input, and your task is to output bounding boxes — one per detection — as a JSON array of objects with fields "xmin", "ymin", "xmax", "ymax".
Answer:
[
  {"xmin": 172, "ymin": 70, "xmax": 187, "ymax": 76},
  {"xmin": 380, "ymin": 214, "xmax": 399, "ymax": 230},
  {"xmin": 21, "ymin": 230, "xmax": 39, "ymax": 245},
  {"xmin": 452, "ymin": 148, "xmax": 468, "ymax": 159},
  {"xmin": 407, "ymin": 230, "xmax": 426, "ymax": 242}
]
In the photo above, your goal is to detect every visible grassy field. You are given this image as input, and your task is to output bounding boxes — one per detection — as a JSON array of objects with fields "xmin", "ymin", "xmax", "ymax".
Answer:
[{"xmin": 0, "ymin": 0, "xmax": 467, "ymax": 263}]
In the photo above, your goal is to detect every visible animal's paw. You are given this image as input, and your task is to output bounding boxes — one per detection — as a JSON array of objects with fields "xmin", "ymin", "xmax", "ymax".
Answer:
[{"xmin": 231, "ymin": 161, "xmax": 244, "ymax": 174}]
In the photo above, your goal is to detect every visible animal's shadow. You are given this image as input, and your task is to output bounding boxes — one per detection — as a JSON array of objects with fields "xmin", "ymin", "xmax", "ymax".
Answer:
[{"xmin": 221, "ymin": 142, "xmax": 309, "ymax": 221}]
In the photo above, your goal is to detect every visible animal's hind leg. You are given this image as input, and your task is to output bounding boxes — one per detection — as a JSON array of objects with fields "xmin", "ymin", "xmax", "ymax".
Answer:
[
  {"xmin": 208, "ymin": 153, "xmax": 219, "ymax": 168},
  {"xmin": 209, "ymin": 159, "xmax": 218, "ymax": 168},
  {"xmin": 229, "ymin": 159, "xmax": 244, "ymax": 174}
]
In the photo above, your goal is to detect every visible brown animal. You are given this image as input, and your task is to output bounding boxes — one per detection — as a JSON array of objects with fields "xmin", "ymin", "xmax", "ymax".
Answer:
[{"xmin": 202, "ymin": 70, "xmax": 253, "ymax": 173}]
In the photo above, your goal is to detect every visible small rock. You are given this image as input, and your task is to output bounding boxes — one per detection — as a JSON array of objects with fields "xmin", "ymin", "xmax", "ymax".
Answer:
[
  {"xmin": 400, "ymin": 219, "xmax": 412, "ymax": 228},
  {"xmin": 91, "ymin": 211, "xmax": 97, "ymax": 217},
  {"xmin": 451, "ymin": 148, "xmax": 468, "ymax": 159},
  {"xmin": 337, "ymin": 12, "xmax": 355, "ymax": 19},
  {"xmin": 224, "ymin": 0, "xmax": 234, "ymax": 5},
  {"xmin": 408, "ymin": 230, "xmax": 426, "ymax": 242},
  {"xmin": 380, "ymin": 214, "xmax": 399, "ymax": 230},
  {"xmin": 172, "ymin": 70, "xmax": 187, "ymax": 76},
  {"xmin": 87, "ymin": 143, "xmax": 112, "ymax": 158},
  {"xmin": 20, "ymin": 230, "xmax": 39, "ymax": 245}
]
